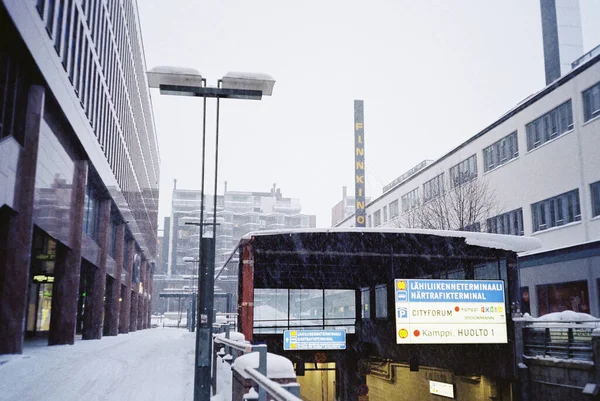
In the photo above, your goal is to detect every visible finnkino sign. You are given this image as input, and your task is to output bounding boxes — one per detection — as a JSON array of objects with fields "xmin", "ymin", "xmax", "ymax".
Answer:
[{"xmin": 394, "ymin": 279, "xmax": 507, "ymax": 344}]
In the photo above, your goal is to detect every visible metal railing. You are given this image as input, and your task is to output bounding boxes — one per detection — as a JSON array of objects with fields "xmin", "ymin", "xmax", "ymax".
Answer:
[
  {"xmin": 523, "ymin": 322, "xmax": 597, "ymax": 361},
  {"xmin": 571, "ymin": 44, "xmax": 600, "ymax": 69},
  {"xmin": 213, "ymin": 325, "xmax": 301, "ymax": 401}
]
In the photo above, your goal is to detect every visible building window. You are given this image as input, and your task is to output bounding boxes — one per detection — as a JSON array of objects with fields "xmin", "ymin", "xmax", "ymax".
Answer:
[
  {"xmin": 36, "ymin": 0, "xmax": 46, "ymax": 18},
  {"xmin": 54, "ymin": 0, "xmax": 65, "ymax": 54},
  {"xmin": 583, "ymin": 82, "xmax": 600, "ymax": 122},
  {"xmin": 483, "ymin": 131, "xmax": 518, "ymax": 172},
  {"xmin": 375, "ymin": 284, "xmax": 387, "ymax": 319},
  {"xmin": 367, "ymin": 215, "xmax": 372, "ymax": 227},
  {"xmin": 82, "ymin": 185, "xmax": 100, "ymax": 240},
  {"xmin": 361, "ymin": 287, "xmax": 370, "ymax": 320},
  {"xmin": 389, "ymin": 200, "xmax": 399, "ymax": 219},
  {"xmin": 373, "ymin": 210, "xmax": 381, "ymax": 227},
  {"xmin": 531, "ymin": 190, "xmax": 580, "ymax": 232},
  {"xmin": 487, "ymin": 208, "xmax": 524, "ymax": 236},
  {"xmin": 107, "ymin": 217, "xmax": 118, "ymax": 259},
  {"xmin": 401, "ymin": 188, "xmax": 419, "ymax": 213},
  {"xmin": 383, "ymin": 206, "xmax": 388, "ymax": 223},
  {"xmin": 449, "ymin": 155, "xmax": 477, "ymax": 188},
  {"xmin": 0, "ymin": 54, "xmax": 28, "ymax": 144},
  {"xmin": 461, "ymin": 222, "xmax": 481, "ymax": 232},
  {"xmin": 46, "ymin": 0, "xmax": 56, "ymax": 37},
  {"xmin": 526, "ymin": 100, "xmax": 573, "ymax": 151},
  {"xmin": 591, "ymin": 181, "xmax": 600, "ymax": 217},
  {"xmin": 537, "ymin": 280, "xmax": 590, "ymax": 316},
  {"xmin": 423, "ymin": 173, "xmax": 444, "ymax": 202}
]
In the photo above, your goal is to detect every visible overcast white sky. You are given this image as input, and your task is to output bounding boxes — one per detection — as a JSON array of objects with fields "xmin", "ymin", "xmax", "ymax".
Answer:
[{"xmin": 137, "ymin": 0, "xmax": 600, "ymax": 229}]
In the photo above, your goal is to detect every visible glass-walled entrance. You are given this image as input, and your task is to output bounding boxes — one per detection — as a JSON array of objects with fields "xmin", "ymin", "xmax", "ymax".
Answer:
[{"xmin": 26, "ymin": 228, "xmax": 57, "ymax": 337}]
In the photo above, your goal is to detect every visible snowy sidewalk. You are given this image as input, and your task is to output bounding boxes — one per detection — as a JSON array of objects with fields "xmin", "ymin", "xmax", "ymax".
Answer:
[{"xmin": 0, "ymin": 328, "xmax": 195, "ymax": 401}]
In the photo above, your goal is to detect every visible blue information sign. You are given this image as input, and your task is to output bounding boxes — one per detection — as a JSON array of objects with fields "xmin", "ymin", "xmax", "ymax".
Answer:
[
  {"xmin": 283, "ymin": 329, "xmax": 346, "ymax": 350},
  {"xmin": 401, "ymin": 279, "xmax": 505, "ymax": 303}
]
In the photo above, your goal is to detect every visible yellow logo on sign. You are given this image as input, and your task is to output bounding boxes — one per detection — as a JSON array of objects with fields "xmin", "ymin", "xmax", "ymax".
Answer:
[
  {"xmin": 398, "ymin": 328, "xmax": 408, "ymax": 339},
  {"xmin": 397, "ymin": 281, "xmax": 406, "ymax": 291},
  {"xmin": 291, "ymin": 331, "xmax": 296, "ymax": 336},
  {"xmin": 291, "ymin": 343, "xmax": 296, "ymax": 349}
]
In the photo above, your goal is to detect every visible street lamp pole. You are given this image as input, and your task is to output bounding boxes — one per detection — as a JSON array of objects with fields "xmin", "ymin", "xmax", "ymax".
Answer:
[
  {"xmin": 147, "ymin": 67, "xmax": 274, "ymax": 401},
  {"xmin": 212, "ymin": 81, "xmax": 221, "ymax": 291}
]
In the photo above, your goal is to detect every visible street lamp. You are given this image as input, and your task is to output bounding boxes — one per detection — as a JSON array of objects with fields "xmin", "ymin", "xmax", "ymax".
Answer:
[{"xmin": 147, "ymin": 66, "xmax": 274, "ymax": 401}]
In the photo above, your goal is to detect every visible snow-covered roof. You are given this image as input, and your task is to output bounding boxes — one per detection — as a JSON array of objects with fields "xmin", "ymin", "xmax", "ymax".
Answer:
[
  {"xmin": 241, "ymin": 227, "xmax": 542, "ymax": 253},
  {"xmin": 232, "ymin": 352, "xmax": 295, "ymax": 380}
]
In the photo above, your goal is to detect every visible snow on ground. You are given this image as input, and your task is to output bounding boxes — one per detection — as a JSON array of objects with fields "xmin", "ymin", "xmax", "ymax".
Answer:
[{"xmin": 0, "ymin": 328, "xmax": 196, "ymax": 401}]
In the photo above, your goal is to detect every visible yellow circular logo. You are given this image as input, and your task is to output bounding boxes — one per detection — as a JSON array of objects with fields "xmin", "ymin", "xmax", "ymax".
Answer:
[
  {"xmin": 398, "ymin": 328, "xmax": 408, "ymax": 339},
  {"xmin": 397, "ymin": 280, "xmax": 406, "ymax": 291}
]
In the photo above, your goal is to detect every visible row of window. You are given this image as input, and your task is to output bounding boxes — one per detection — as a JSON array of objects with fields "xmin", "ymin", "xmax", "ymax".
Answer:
[
  {"xmin": 487, "ymin": 209, "xmax": 524, "ymax": 236},
  {"xmin": 483, "ymin": 131, "xmax": 518, "ymax": 172},
  {"xmin": 526, "ymin": 100, "xmax": 573, "ymax": 151},
  {"xmin": 449, "ymin": 154, "xmax": 478, "ymax": 188},
  {"xmin": 369, "ymin": 181, "xmax": 600, "ymax": 234},
  {"xmin": 401, "ymin": 188, "xmax": 419, "ymax": 213},
  {"xmin": 532, "ymin": 189, "xmax": 581, "ymax": 232},
  {"xmin": 370, "ymin": 154, "xmax": 479, "ymax": 227}
]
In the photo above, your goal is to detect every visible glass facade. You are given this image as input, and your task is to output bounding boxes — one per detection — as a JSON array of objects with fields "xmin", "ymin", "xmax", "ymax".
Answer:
[{"xmin": 33, "ymin": 0, "xmax": 160, "ymax": 256}]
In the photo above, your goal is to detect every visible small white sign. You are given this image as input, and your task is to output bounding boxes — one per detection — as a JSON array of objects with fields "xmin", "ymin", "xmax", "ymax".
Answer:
[{"xmin": 429, "ymin": 380, "xmax": 454, "ymax": 398}]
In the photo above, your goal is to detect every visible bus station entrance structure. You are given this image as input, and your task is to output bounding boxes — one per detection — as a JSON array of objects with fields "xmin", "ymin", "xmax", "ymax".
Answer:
[{"xmin": 235, "ymin": 228, "xmax": 541, "ymax": 401}]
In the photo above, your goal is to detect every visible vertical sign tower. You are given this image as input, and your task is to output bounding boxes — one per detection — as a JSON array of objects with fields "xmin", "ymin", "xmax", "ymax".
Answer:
[{"xmin": 354, "ymin": 100, "xmax": 366, "ymax": 227}]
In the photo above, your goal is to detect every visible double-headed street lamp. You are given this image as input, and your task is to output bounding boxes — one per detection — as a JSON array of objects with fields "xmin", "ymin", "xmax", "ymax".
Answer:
[{"xmin": 147, "ymin": 67, "xmax": 274, "ymax": 401}]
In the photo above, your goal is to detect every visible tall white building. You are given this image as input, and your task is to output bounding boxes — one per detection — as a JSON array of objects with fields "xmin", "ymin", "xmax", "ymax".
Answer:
[
  {"xmin": 336, "ymin": 51, "xmax": 600, "ymax": 318},
  {"xmin": 152, "ymin": 183, "xmax": 316, "ymax": 314}
]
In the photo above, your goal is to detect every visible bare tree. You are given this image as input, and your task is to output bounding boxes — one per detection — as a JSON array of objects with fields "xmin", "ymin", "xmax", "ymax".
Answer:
[{"xmin": 394, "ymin": 176, "xmax": 498, "ymax": 232}]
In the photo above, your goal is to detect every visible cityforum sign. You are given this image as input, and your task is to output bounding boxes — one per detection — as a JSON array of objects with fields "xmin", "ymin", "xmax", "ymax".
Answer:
[{"xmin": 394, "ymin": 279, "xmax": 507, "ymax": 344}]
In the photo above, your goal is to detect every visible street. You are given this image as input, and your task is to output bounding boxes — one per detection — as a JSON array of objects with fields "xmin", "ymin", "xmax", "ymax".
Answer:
[{"xmin": 0, "ymin": 328, "xmax": 195, "ymax": 401}]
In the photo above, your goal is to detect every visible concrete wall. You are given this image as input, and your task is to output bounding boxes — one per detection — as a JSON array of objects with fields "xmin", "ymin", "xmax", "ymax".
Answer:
[{"xmin": 526, "ymin": 358, "xmax": 595, "ymax": 401}]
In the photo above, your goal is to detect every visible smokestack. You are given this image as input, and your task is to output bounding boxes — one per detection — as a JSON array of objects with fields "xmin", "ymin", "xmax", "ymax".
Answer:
[
  {"xmin": 224, "ymin": 181, "xmax": 228, "ymax": 193},
  {"xmin": 343, "ymin": 186, "xmax": 347, "ymax": 198},
  {"xmin": 173, "ymin": 179, "xmax": 177, "ymax": 190},
  {"xmin": 540, "ymin": 0, "xmax": 583, "ymax": 84}
]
